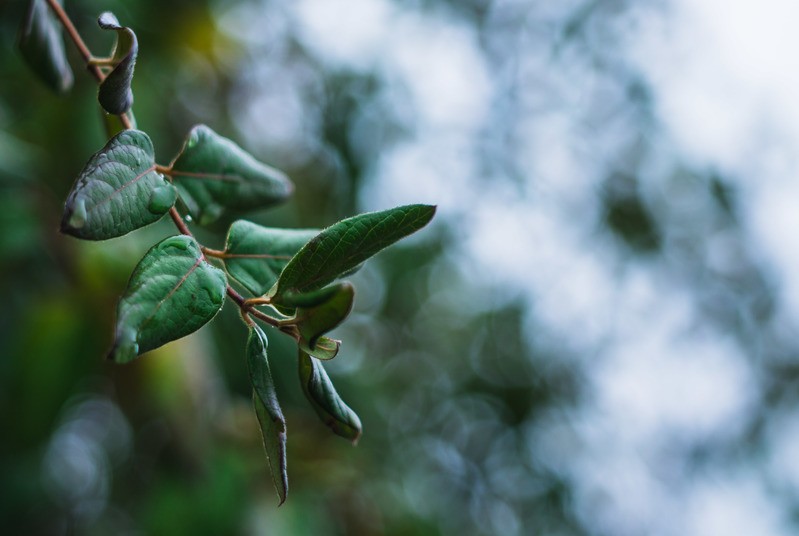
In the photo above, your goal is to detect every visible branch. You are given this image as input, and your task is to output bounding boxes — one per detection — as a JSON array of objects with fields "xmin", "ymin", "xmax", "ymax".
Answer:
[{"xmin": 49, "ymin": 3, "xmax": 280, "ymax": 330}]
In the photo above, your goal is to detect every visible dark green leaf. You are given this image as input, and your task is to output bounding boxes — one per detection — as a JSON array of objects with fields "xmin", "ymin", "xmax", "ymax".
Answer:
[
  {"xmin": 282, "ymin": 283, "xmax": 354, "ymax": 350},
  {"xmin": 223, "ymin": 220, "xmax": 318, "ymax": 296},
  {"xmin": 247, "ymin": 324, "xmax": 288, "ymax": 505},
  {"xmin": 97, "ymin": 12, "xmax": 137, "ymax": 115},
  {"xmin": 298, "ymin": 350, "xmax": 362, "ymax": 444},
  {"xmin": 273, "ymin": 204, "xmax": 436, "ymax": 298},
  {"xmin": 108, "ymin": 235, "xmax": 227, "ymax": 363},
  {"xmin": 17, "ymin": 0, "xmax": 73, "ymax": 93},
  {"xmin": 169, "ymin": 125, "xmax": 294, "ymax": 225},
  {"xmin": 60, "ymin": 129, "xmax": 176, "ymax": 240}
]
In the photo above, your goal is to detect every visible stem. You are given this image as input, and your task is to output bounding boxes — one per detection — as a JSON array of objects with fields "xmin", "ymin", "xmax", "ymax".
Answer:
[
  {"xmin": 201, "ymin": 247, "xmax": 228, "ymax": 259},
  {"xmin": 47, "ymin": 1, "xmax": 282, "ymax": 331}
]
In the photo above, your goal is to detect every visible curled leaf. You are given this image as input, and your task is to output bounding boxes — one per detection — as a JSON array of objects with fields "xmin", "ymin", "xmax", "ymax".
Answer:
[
  {"xmin": 223, "ymin": 220, "xmax": 318, "ymax": 296},
  {"xmin": 17, "ymin": 0, "xmax": 73, "ymax": 93},
  {"xmin": 273, "ymin": 204, "xmax": 436, "ymax": 299},
  {"xmin": 247, "ymin": 324, "xmax": 288, "ymax": 505},
  {"xmin": 97, "ymin": 12, "xmax": 137, "ymax": 114},
  {"xmin": 298, "ymin": 350, "xmax": 362, "ymax": 444},
  {"xmin": 169, "ymin": 125, "xmax": 294, "ymax": 225},
  {"xmin": 281, "ymin": 283, "xmax": 354, "ymax": 350},
  {"xmin": 108, "ymin": 235, "xmax": 227, "ymax": 363},
  {"xmin": 60, "ymin": 129, "xmax": 176, "ymax": 240}
]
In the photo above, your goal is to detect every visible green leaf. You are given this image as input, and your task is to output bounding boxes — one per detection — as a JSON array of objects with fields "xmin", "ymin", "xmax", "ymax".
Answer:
[
  {"xmin": 223, "ymin": 220, "xmax": 318, "ymax": 296},
  {"xmin": 17, "ymin": 0, "xmax": 74, "ymax": 93},
  {"xmin": 273, "ymin": 204, "xmax": 436, "ymax": 298},
  {"xmin": 108, "ymin": 235, "xmax": 227, "ymax": 363},
  {"xmin": 298, "ymin": 350, "xmax": 362, "ymax": 444},
  {"xmin": 282, "ymin": 283, "xmax": 354, "ymax": 350},
  {"xmin": 169, "ymin": 125, "xmax": 294, "ymax": 225},
  {"xmin": 60, "ymin": 129, "xmax": 176, "ymax": 240},
  {"xmin": 247, "ymin": 324, "xmax": 288, "ymax": 505},
  {"xmin": 97, "ymin": 12, "xmax": 138, "ymax": 115}
]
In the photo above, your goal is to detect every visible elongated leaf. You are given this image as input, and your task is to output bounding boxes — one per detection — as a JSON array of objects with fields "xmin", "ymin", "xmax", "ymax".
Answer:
[
  {"xmin": 108, "ymin": 235, "xmax": 227, "ymax": 363},
  {"xmin": 169, "ymin": 125, "xmax": 294, "ymax": 225},
  {"xmin": 284, "ymin": 283, "xmax": 354, "ymax": 350},
  {"xmin": 247, "ymin": 324, "xmax": 288, "ymax": 505},
  {"xmin": 60, "ymin": 129, "xmax": 176, "ymax": 240},
  {"xmin": 97, "ymin": 12, "xmax": 137, "ymax": 114},
  {"xmin": 273, "ymin": 205, "xmax": 436, "ymax": 298},
  {"xmin": 223, "ymin": 220, "xmax": 318, "ymax": 296},
  {"xmin": 298, "ymin": 350, "xmax": 361, "ymax": 444},
  {"xmin": 17, "ymin": 0, "xmax": 74, "ymax": 93}
]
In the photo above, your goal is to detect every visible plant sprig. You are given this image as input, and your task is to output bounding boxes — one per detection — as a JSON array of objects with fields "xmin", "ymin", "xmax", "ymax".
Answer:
[{"xmin": 18, "ymin": 0, "xmax": 436, "ymax": 505}]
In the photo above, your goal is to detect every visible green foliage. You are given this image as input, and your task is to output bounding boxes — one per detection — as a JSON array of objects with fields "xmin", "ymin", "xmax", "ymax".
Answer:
[
  {"xmin": 96, "ymin": 12, "xmax": 137, "ymax": 115},
  {"xmin": 17, "ymin": 0, "xmax": 435, "ymax": 504},
  {"xmin": 170, "ymin": 125, "xmax": 294, "ymax": 225},
  {"xmin": 17, "ymin": 0, "xmax": 73, "ymax": 93},
  {"xmin": 246, "ymin": 324, "xmax": 288, "ymax": 505},
  {"xmin": 108, "ymin": 235, "xmax": 227, "ymax": 363},
  {"xmin": 298, "ymin": 350, "xmax": 362, "ymax": 443},
  {"xmin": 60, "ymin": 129, "xmax": 176, "ymax": 240},
  {"xmin": 272, "ymin": 204, "xmax": 436, "ymax": 299},
  {"xmin": 223, "ymin": 220, "xmax": 319, "ymax": 296}
]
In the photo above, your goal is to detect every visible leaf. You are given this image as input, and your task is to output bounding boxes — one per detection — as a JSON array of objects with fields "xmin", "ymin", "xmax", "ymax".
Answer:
[
  {"xmin": 223, "ymin": 220, "xmax": 318, "ymax": 296},
  {"xmin": 298, "ymin": 350, "xmax": 362, "ymax": 444},
  {"xmin": 97, "ymin": 12, "xmax": 138, "ymax": 115},
  {"xmin": 272, "ymin": 205, "xmax": 436, "ymax": 298},
  {"xmin": 108, "ymin": 235, "xmax": 227, "ymax": 363},
  {"xmin": 17, "ymin": 0, "xmax": 74, "ymax": 93},
  {"xmin": 169, "ymin": 125, "xmax": 294, "ymax": 225},
  {"xmin": 282, "ymin": 283, "xmax": 354, "ymax": 350},
  {"xmin": 247, "ymin": 324, "xmax": 288, "ymax": 505},
  {"xmin": 60, "ymin": 129, "xmax": 176, "ymax": 240}
]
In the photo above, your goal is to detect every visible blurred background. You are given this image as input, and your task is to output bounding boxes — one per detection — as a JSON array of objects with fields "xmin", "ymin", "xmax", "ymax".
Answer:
[{"xmin": 2, "ymin": 0, "xmax": 799, "ymax": 534}]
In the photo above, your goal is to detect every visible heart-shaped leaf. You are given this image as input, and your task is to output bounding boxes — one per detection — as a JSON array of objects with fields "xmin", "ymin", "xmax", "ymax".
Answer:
[
  {"xmin": 108, "ymin": 235, "xmax": 227, "ymax": 363},
  {"xmin": 281, "ymin": 283, "xmax": 354, "ymax": 350},
  {"xmin": 97, "ymin": 12, "xmax": 137, "ymax": 115},
  {"xmin": 298, "ymin": 350, "xmax": 362, "ymax": 444},
  {"xmin": 247, "ymin": 324, "xmax": 288, "ymax": 505},
  {"xmin": 169, "ymin": 125, "xmax": 294, "ymax": 225},
  {"xmin": 60, "ymin": 129, "xmax": 176, "ymax": 240},
  {"xmin": 223, "ymin": 220, "xmax": 318, "ymax": 296},
  {"xmin": 17, "ymin": 0, "xmax": 74, "ymax": 93},
  {"xmin": 272, "ymin": 204, "xmax": 436, "ymax": 299}
]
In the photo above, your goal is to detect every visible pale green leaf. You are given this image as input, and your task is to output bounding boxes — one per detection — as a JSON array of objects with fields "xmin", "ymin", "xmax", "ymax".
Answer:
[
  {"xmin": 298, "ymin": 350, "xmax": 361, "ymax": 444},
  {"xmin": 60, "ymin": 129, "xmax": 176, "ymax": 240},
  {"xmin": 273, "ymin": 204, "xmax": 436, "ymax": 298},
  {"xmin": 170, "ymin": 125, "xmax": 294, "ymax": 225},
  {"xmin": 247, "ymin": 324, "xmax": 288, "ymax": 505},
  {"xmin": 108, "ymin": 235, "xmax": 227, "ymax": 363},
  {"xmin": 97, "ymin": 12, "xmax": 137, "ymax": 115},
  {"xmin": 17, "ymin": 0, "xmax": 73, "ymax": 93},
  {"xmin": 223, "ymin": 220, "xmax": 318, "ymax": 296}
]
